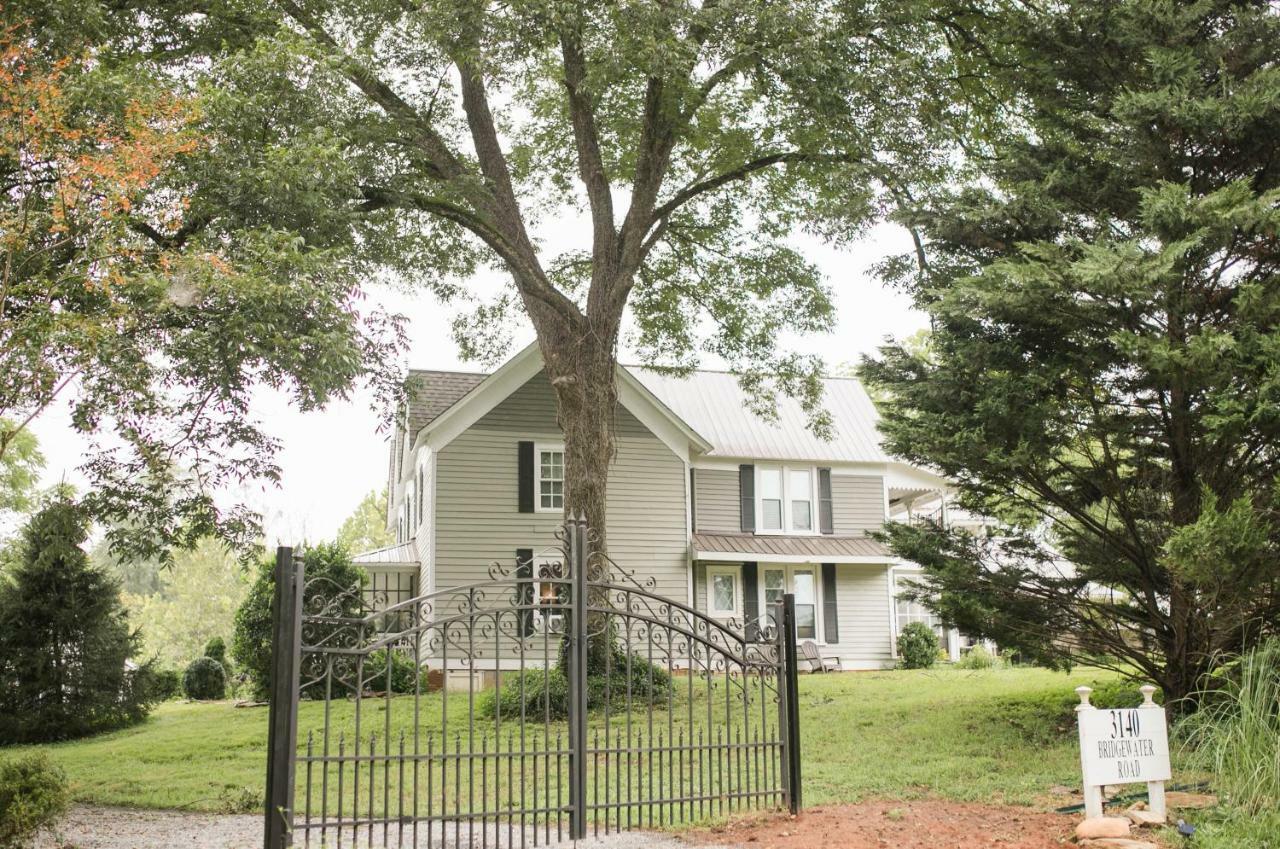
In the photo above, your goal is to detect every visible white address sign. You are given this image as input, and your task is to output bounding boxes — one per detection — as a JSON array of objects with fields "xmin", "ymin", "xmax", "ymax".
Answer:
[{"xmin": 1078, "ymin": 705, "xmax": 1171, "ymax": 786}]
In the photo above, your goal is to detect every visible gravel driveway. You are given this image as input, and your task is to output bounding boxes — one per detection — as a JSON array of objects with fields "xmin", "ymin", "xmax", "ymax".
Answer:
[{"xmin": 39, "ymin": 805, "xmax": 721, "ymax": 849}]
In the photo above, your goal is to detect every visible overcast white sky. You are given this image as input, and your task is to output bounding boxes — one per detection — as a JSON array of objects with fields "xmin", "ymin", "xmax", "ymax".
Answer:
[{"xmin": 29, "ymin": 221, "xmax": 926, "ymax": 547}]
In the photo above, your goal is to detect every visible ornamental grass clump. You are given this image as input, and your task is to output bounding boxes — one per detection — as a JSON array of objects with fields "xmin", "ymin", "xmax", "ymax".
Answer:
[{"xmin": 1177, "ymin": 639, "xmax": 1280, "ymax": 816}]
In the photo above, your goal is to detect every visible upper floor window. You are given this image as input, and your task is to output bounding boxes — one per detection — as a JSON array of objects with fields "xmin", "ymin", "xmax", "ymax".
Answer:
[
  {"xmin": 756, "ymin": 465, "xmax": 817, "ymax": 534},
  {"xmin": 537, "ymin": 444, "xmax": 564, "ymax": 511}
]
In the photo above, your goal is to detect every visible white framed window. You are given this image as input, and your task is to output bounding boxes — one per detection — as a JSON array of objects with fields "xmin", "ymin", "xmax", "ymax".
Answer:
[
  {"xmin": 706, "ymin": 565, "xmax": 740, "ymax": 618},
  {"xmin": 756, "ymin": 466, "xmax": 818, "ymax": 534},
  {"xmin": 535, "ymin": 443, "xmax": 565, "ymax": 512},
  {"xmin": 894, "ymin": 573, "xmax": 944, "ymax": 647},
  {"xmin": 534, "ymin": 556, "xmax": 567, "ymax": 632},
  {"xmin": 760, "ymin": 566, "xmax": 819, "ymax": 640}
]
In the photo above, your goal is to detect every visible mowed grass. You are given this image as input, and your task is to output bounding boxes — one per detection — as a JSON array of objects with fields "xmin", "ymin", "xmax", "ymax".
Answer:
[{"xmin": 3, "ymin": 666, "xmax": 1123, "ymax": 814}]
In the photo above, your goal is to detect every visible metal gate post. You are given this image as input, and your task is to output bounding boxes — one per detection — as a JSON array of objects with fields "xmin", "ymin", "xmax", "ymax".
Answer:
[
  {"xmin": 566, "ymin": 515, "xmax": 589, "ymax": 839},
  {"xmin": 264, "ymin": 546, "xmax": 304, "ymax": 849},
  {"xmin": 777, "ymin": 593, "xmax": 802, "ymax": 814}
]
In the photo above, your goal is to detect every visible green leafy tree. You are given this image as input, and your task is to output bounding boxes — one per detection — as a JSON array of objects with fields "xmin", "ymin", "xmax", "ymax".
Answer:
[
  {"xmin": 78, "ymin": 0, "xmax": 970, "ymax": 564},
  {"xmin": 0, "ymin": 8, "xmax": 404, "ymax": 562},
  {"xmin": 0, "ymin": 501, "xmax": 157, "ymax": 743},
  {"xmin": 232, "ymin": 541, "xmax": 365, "ymax": 701},
  {"xmin": 336, "ymin": 490, "xmax": 394, "ymax": 555},
  {"xmin": 0, "ymin": 421, "xmax": 43, "ymax": 521},
  {"xmin": 117, "ymin": 537, "xmax": 252, "ymax": 668},
  {"xmin": 861, "ymin": 0, "xmax": 1280, "ymax": 705}
]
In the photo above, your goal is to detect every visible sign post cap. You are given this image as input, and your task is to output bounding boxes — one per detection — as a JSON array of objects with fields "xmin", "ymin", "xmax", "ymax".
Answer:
[
  {"xmin": 1140, "ymin": 685, "xmax": 1158, "ymax": 707},
  {"xmin": 1075, "ymin": 685, "xmax": 1094, "ymax": 712}
]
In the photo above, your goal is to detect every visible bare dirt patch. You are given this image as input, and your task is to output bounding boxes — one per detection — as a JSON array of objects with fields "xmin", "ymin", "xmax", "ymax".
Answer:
[{"xmin": 689, "ymin": 800, "xmax": 1079, "ymax": 849}]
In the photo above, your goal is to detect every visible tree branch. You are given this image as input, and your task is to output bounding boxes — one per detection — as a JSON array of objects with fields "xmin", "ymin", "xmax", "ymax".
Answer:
[
  {"xmin": 559, "ymin": 29, "xmax": 617, "ymax": 273},
  {"xmin": 274, "ymin": 0, "xmax": 466, "ymax": 183}
]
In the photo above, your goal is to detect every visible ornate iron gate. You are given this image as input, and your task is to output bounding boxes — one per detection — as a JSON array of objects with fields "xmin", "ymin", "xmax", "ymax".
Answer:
[{"xmin": 264, "ymin": 518, "xmax": 802, "ymax": 848}]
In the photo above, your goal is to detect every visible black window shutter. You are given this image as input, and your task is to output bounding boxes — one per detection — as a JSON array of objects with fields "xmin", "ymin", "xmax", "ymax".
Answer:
[
  {"xmin": 692, "ymin": 562, "xmax": 706, "ymax": 611},
  {"xmin": 516, "ymin": 549, "xmax": 534, "ymax": 638},
  {"xmin": 417, "ymin": 466, "xmax": 424, "ymax": 524},
  {"xmin": 518, "ymin": 441, "xmax": 535, "ymax": 513},
  {"xmin": 739, "ymin": 464, "xmax": 755, "ymax": 532},
  {"xmin": 821, "ymin": 563, "xmax": 839, "ymax": 644},
  {"xmin": 742, "ymin": 562, "xmax": 759, "ymax": 641},
  {"xmin": 818, "ymin": 468, "xmax": 834, "ymax": 535},
  {"xmin": 689, "ymin": 468, "xmax": 697, "ymax": 533}
]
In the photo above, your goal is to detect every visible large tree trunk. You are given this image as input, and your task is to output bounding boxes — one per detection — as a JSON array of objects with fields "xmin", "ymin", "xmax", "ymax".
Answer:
[{"xmin": 537, "ymin": 315, "xmax": 621, "ymax": 675}]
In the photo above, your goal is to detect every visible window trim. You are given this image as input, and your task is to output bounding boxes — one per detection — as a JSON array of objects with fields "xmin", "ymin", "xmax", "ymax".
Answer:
[
  {"xmin": 706, "ymin": 565, "xmax": 741, "ymax": 619},
  {"xmin": 754, "ymin": 465, "xmax": 819, "ymax": 536},
  {"xmin": 758, "ymin": 565, "xmax": 823, "ymax": 641},
  {"xmin": 534, "ymin": 442, "xmax": 566, "ymax": 513},
  {"xmin": 892, "ymin": 570, "xmax": 945, "ymax": 656}
]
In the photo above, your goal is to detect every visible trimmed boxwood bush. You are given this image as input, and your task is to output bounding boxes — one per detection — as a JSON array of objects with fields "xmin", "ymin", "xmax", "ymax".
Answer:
[
  {"xmin": 152, "ymin": 667, "xmax": 183, "ymax": 701},
  {"xmin": 184, "ymin": 656, "xmax": 227, "ymax": 700},
  {"xmin": 897, "ymin": 621, "xmax": 939, "ymax": 669},
  {"xmin": 0, "ymin": 753, "xmax": 69, "ymax": 849}
]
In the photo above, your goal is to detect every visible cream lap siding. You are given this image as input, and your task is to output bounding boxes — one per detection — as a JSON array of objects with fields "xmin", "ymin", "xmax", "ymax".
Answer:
[
  {"xmin": 414, "ymin": 450, "xmax": 433, "ymax": 594},
  {"xmin": 433, "ymin": 371, "xmax": 689, "ymax": 612},
  {"xmin": 831, "ymin": 475, "xmax": 886, "ymax": 535},
  {"xmin": 693, "ymin": 468, "xmax": 740, "ymax": 532},
  {"xmin": 830, "ymin": 564, "xmax": 894, "ymax": 669}
]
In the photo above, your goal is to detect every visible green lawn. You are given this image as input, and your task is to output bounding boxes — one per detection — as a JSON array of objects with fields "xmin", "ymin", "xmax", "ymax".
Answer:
[{"xmin": 5, "ymin": 666, "xmax": 1127, "ymax": 815}]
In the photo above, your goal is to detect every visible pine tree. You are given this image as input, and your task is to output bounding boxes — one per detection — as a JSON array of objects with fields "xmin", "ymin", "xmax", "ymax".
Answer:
[
  {"xmin": 862, "ymin": 0, "xmax": 1280, "ymax": 706},
  {"xmin": 0, "ymin": 502, "xmax": 157, "ymax": 743}
]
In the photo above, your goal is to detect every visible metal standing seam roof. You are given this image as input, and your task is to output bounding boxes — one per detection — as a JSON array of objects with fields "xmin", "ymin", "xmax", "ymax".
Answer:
[
  {"xmin": 627, "ymin": 368, "xmax": 891, "ymax": 463},
  {"xmin": 352, "ymin": 542, "xmax": 419, "ymax": 567},
  {"xmin": 692, "ymin": 532, "xmax": 891, "ymax": 559},
  {"xmin": 402, "ymin": 362, "xmax": 892, "ymax": 464}
]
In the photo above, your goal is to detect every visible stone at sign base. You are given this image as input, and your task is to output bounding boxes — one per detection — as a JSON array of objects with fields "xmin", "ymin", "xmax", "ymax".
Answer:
[
  {"xmin": 1165, "ymin": 791, "xmax": 1217, "ymax": 809},
  {"xmin": 1124, "ymin": 807, "xmax": 1166, "ymax": 827},
  {"xmin": 1075, "ymin": 817, "xmax": 1131, "ymax": 840}
]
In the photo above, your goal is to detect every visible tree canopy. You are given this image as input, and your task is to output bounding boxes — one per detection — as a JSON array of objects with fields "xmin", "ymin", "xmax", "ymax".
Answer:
[
  {"xmin": 1, "ymin": 7, "xmax": 404, "ymax": 561},
  {"xmin": 336, "ymin": 489, "xmax": 394, "ymax": 555},
  {"xmin": 47, "ymin": 0, "xmax": 974, "ymax": 560},
  {"xmin": 861, "ymin": 0, "xmax": 1280, "ymax": 704}
]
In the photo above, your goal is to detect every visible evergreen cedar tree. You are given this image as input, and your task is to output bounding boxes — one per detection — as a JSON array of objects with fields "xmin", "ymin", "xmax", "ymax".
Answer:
[
  {"xmin": 0, "ymin": 502, "xmax": 158, "ymax": 743},
  {"xmin": 65, "ymin": 1, "xmax": 971, "ymax": 607},
  {"xmin": 0, "ymin": 14, "xmax": 403, "ymax": 563},
  {"xmin": 861, "ymin": 0, "xmax": 1280, "ymax": 706}
]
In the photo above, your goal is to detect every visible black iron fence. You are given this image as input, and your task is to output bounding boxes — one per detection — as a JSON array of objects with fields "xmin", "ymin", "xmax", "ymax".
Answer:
[{"xmin": 264, "ymin": 517, "xmax": 802, "ymax": 848}]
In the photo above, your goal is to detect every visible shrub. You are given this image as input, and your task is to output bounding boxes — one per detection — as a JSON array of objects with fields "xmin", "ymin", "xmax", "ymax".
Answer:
[
  {"xmin": 897, "ymin": 622, "xmax": 939, "ymax": 669},
  {"xmin": 1178, "ymin": 639, "xmax": 1280, "ymax": 816},
  {"xmin": 152, "ymin": 667, "xmax": 183, "ymax": 701},
  {"xmin": 479, "ymin": 651, "xmax": 671, "ymax": 720},
  {"xmin": 183, "ymin": 657, "xmax": 227, "ymax": 700},
  {"xmin": 0, "ymin": 502, "xmax": 157, "ymax": 743},
  {"xmin": 362, "ymin": 648, "xmax": 419, "ymax": 695},
  {"xmin": 204, "ymin": 636, "xmax": 228, "ymax": 667},
  {"xmin": 232, "ymin": 542, "xmax": 365, "ymax": 702},
  {"xmin": 956, "ymin": 644, "xmax": 1001, "ymax": 670},
  {"xmin": 0, "ymin": 753, "xmax": 69, "ymax": 849}
]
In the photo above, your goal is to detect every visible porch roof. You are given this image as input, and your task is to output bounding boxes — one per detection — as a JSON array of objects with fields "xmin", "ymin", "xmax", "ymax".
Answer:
[
  {"xmin": 352, "ymin": 541, "xmax": 419, "ymax": 570},
  {"xmin": 692, "ymin": 532, "xmax": 892, "ymax": 563}
]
